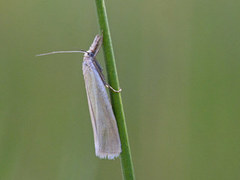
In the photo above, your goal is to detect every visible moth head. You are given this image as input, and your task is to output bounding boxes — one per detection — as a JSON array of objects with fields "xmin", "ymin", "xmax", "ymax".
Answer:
[{"xmin": 85, "ymin": 50, "xmax": 95, "ymax": 58}]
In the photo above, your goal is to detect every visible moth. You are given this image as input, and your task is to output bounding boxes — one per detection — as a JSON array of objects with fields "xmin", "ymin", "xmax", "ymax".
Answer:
[{"xmin": 37, "ymin": 34, "xmax": 122, "ymax": 159}]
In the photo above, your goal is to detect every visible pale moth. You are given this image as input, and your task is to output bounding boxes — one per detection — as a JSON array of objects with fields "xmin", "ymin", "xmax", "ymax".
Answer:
[{"xmin": 37, "ymin": 34, "xmax": 122, "ymax": 159}]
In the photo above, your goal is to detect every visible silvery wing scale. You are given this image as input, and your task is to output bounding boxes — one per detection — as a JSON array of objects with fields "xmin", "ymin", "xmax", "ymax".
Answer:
[{"xmin": 82, "ymin": 35, "xmax": 122, "ymax": 159}]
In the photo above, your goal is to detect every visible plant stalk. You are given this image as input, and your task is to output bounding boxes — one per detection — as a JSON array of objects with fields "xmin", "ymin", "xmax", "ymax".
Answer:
[{"xmin": 94, "ymin": 0, "xmax": 135, "ymax": 180}]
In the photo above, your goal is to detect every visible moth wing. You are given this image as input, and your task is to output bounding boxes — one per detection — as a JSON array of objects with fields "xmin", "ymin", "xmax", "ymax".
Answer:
[{"xmin": 82, "ymin": 60, "xmax": 121, "ymax": 159}]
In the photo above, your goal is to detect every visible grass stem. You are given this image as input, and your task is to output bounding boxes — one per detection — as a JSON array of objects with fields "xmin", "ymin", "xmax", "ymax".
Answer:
[{"xmin": 94, "ymin": 1, "xmax": 135, "ymax": 180}]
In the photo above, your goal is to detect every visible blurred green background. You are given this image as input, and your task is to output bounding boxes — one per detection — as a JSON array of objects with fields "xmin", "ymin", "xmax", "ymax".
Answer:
[{"xmin": 1, "ymin": 0, "xmax": 240, "ymax": 179}]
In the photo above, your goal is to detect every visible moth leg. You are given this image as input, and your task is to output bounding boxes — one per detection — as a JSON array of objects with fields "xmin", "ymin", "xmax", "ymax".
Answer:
[
  {"xmin": 93, "ymin": 59, "xmax": 122, "ymax": 93},
  {"xmin": 105, "ymin": 84, "xmax": 122, "ymax": 93}
]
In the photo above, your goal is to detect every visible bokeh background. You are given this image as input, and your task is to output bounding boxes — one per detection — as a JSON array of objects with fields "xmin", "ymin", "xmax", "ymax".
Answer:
[{"xmin": 1, "ymin": 0, "xmax": 240, "ymax": 179}]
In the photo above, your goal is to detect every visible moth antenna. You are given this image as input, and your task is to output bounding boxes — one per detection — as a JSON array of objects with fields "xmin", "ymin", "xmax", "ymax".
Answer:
[
  {"xmin": 36, "ymin": 50, "xmax": 87, "ymax": 56},
  {"xmin": 105, "ymin": 84, "xmax": 122, "ymax": 93}
]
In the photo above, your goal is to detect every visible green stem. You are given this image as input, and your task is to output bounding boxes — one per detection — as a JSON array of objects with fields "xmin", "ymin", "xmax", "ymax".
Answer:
[{"xmin": 94, "ymin": 1, "xmax": 135, "ymax": 180}]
